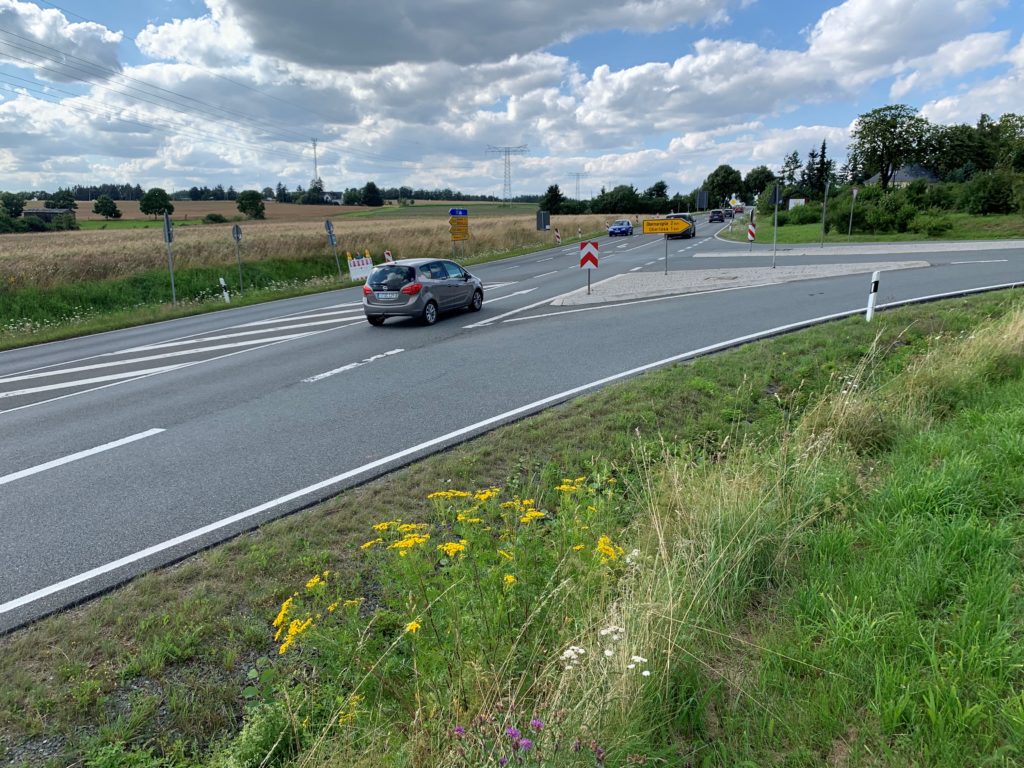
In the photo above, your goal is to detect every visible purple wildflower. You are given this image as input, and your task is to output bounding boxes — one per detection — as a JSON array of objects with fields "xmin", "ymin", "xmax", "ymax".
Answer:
[
  {"xmin": 453, "ymin": 725, "xmax": 465, "ymax": 737},
  {"xmin": 530, "ymin": 718, "xmax": 544, "ymax": 731},
  {"xmin": 519, "ymin": 738, "xmax": 534, "ymax": 752},
  {"xmin": 571, "ymin": 737, "xmax": 582, "ymax": 753},
  {"xmin": 506, "ymin": 726, "xmax": 521, "ymax": 740},
  {"xmin": 498, "ymin": 758, "xmax": 508, "ymax": 767}
]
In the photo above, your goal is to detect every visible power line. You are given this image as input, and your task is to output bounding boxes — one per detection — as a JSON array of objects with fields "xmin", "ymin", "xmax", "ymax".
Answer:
[
  {"xmin": 485, "ymin": 145, "xmax": 528, "ymax": 205},
  {"xmin": 569, "ymin": 171, "xmax": 589, "ymax": 201}
]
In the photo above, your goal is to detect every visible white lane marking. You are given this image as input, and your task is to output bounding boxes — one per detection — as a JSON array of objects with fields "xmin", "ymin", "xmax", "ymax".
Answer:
[
  {"xmin": 536, "ymin": 257, "xmax": 554, "ymax": 262},
  {"xmin": 534, "ymin": 271, "xmax": 559, "ymax": 279},
  {"xmin": 238, "ymin": 309, "xmax": 364, "ymax": 326},
  {"xmin": 483, "ymin": 282, "xmax": 517, "ymax": 290},
  {"xmin": 304, "ymin": 349, "xmax": 404, "ymax": 383},
  {"xmin": 0, "ymin": 326, "xmax": 355, "ymax": 416},
  {"xmin": 616, "ymin": 244, "xmax": 628, "ymax": 249},
  {"xmin": 487, "ymin": 288, "xmax": 538, "ymax": 303},
  {"xmin": 464, "ymin": 294, "xmax": 557, "ymax": 328},
  {"xmin": 504, "ymin": 283, "xmax": 776, "ymax": 324},
  {"xmin": 645, "ymin": 261, "xmax": 656, "ymax": 266},
  {"xmin": 0, "ymin": 365, "xmax": 196, "ymax": 398},
  {"xmin": 502, "ymin": 264, "xmax": 522, "ymax": 270},
  {"xmin": 0, "ymin": 429, "xmax": 164, "ymax": 487},
  {"xmin": 950, "ymin": 259, "xmax": 1008, "ymax": 265},
  {"xmin": 630, "ymin": 266, "xmax": 643, "ymax": 272},
  {"xmin": 0, "ymin": 334, "xmax": 316, "ymax": 384},
  {"xmin": 120, "ymin": 320, "xmax": 354, "ymax": 353},
  {"xmin": 7, "ymin": 278, "xmax": 1024, "ymax": 617}
]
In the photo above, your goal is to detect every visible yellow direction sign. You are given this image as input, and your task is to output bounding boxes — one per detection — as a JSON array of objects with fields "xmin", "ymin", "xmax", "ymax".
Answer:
[{"xmin": 643, "ymin": 218, "xmax": 689, "ymax": 234}]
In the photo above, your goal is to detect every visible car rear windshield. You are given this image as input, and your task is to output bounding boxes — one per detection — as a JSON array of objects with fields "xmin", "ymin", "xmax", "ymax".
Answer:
[{"xmin": 368, "ymin": 265, "xmax": 415, "ymax": 289}]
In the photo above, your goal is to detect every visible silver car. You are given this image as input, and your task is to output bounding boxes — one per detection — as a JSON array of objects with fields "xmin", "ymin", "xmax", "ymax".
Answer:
[{"xmin": 362, "ymin": 258, "xmax": 484, "ymax": 326}]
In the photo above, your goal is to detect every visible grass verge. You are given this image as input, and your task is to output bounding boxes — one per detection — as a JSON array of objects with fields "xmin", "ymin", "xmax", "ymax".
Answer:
[
  {"xmin": 718, "ymin": 212, "xmax": 1024, "ymax": 244},
  {"xmin": 0, "ymin": 232, "xmax": 603, "ymax": 352},
  {"xmin": 0, "ymin": 290, "xmax": 1020, "ymax": 767}
]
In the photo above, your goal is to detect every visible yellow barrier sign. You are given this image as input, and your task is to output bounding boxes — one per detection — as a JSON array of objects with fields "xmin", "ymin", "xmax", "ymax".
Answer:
[{"xmin": 643, "ymin": 218, "xmax": 689, "ymax": 234}]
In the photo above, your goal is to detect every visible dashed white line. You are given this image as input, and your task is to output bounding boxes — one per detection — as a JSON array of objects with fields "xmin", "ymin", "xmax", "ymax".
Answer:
[
  {"xmin": 630, "ymin": 266, "xmax": 643, "ymax": 272},
  {"xmin": 0, "ymin": 429, "xmax": 165, "ymax": 486},
  {"xmin": 304, "ymin": 349, "xmax": 404, "ymax": 383},
  {"xmin": 950, "ymin": 259, "xmax": 1008, "ymax": 265},
  {"xmin": 534, "ymin": 271, "xmax": 558, "ymax": 279},
  {"xmin": 536, "ymin": 257, "xmax": 554, "ymax": 262}
]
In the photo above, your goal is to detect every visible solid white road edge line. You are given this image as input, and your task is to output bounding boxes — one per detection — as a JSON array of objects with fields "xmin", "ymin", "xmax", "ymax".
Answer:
[
  {"xmin": 0, "ymin": 429, "xmax": 164, "ymax": 487},
  {"xmin": 303, "ymin": 349, "xmax": 404, "ymax": 383},
  {"xmin": 486, "ymin": 288, "xmax": 538, "ymax": 303},
  {"xmin": 4, "ymin": 279, "xmax": 1022, "ymax": 616},
  {"xmin": 950, "ymin": 259, "xmax": 1009, "ymax": 265}
]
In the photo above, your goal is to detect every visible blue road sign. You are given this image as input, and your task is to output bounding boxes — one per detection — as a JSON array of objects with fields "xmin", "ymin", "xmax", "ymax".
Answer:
[
  {"xmin": 449, "ymin": 208, "xmax": 468, "ymax": 216},
  {"xmin": 324, "ymin": 219, "xmax": 334, "ymax": 234}
]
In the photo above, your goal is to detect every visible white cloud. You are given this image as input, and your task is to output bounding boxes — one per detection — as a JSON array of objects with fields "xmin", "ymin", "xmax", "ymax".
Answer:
[
  {"xmin": 919, "ymin": 33, "xmax": 1024, "ymax": 123},
  {"xmin": 0, "ymin": 0, "xmax": 122, "ymax": 82},
  {"xmin": 890, "ymin": 31, "xmax": 1011, "ymax": 98}
]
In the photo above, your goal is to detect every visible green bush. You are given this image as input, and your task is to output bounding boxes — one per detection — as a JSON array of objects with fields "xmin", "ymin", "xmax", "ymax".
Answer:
[
  {"xmin": 925, "ymin": 183, "xmax": 960, "ymax": 210},
  {"xmin": 960, "ymin": 169, "xmax": 1018, "ymax": 215},
  {"xmin": 203, "ymin": 212, "xmax": 228, "ymax": 224},
  {"xmin": 786, "ymin": 202, "xmax": 823, "ymax": 225},
  {"xmin": 909, "ymin": 211, "xmax": 954, "ymax": 237}
]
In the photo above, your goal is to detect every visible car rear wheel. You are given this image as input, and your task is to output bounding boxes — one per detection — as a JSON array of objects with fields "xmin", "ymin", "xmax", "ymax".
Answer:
[
  {"xmin": 366, "ymin": 315, "xmax": 385, "ymax": 326},
  {"xmin": 468, "ymin": 289, "xmax": 483, "ymax": 312},
  {"xmin": 422, "ymin": 300, "xmax": 438, "ymax": 325}
]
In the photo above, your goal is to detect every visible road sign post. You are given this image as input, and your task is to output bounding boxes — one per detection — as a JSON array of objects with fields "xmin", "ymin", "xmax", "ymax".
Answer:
[
  {"xmin": 848, "ymin": 187, "xmax": 859, "ymax": 242},
  {"xmin": 231, "ymin": 223, "xmax": 243, "ymax": 292},
  {"xmin": 641, "ymin": 218, "xmax": 689, "ymax": 274},
  {"xmin": 324, "ymin": 219, "xmax": 343, "ymax": 281},
  {"xmin": 449, "ymin": 208, "xmax": 469, "ymax": 259},
  {"xmin": 820, "ymin": 179, "xmax": 831, "ymax": 249},
  {"xmin": 579, "ymin": 240, "xmax": 599, "ymax": 295},
  {"xmin": 771, "ymin": 183, "xmax": 780, "ymax": 269},
  {"xmin": 162, "ymin": 210, "xmax": 176, "ymax": 305}
]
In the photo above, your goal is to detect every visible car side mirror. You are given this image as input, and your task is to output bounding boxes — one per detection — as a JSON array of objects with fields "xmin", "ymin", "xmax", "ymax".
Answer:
[{"xmin": 463, "ymin": 274, "xmax": 471, "ymax": 281}]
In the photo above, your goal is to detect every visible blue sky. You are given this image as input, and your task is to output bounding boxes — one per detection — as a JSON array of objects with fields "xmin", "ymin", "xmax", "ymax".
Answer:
[{"xmin": 1, "ymin": 0, "xmax": 1022, "ymax": 196}]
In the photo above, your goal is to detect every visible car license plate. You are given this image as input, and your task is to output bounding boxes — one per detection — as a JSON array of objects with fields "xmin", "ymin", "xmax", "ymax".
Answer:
[{"xmin": 375, "ymin": 291, "xmax": 398, "ymax": 300}]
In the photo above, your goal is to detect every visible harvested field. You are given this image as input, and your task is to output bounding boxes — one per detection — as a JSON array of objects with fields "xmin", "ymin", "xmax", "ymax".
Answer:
[
  {"xmin": 76, "ymin": 200, "xmax": 359, "ymax": 222},
  {"xmin": 0, "ymin": 214, "xmax": 612, "ymax": 289}
]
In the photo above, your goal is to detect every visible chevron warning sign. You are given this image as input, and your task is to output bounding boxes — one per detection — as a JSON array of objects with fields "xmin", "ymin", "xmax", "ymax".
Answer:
[{"xmin": 579, "ymin": 240, "xmax": 599, "ymax": 269}]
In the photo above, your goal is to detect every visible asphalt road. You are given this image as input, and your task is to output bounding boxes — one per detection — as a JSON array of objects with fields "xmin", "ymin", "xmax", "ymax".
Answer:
[{"xmin": 1, "ymin": 218, "xmax": 1021, "ymax": 631}]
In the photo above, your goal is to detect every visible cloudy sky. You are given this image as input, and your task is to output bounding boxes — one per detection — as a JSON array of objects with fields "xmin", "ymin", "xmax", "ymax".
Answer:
[{"xmin": 0, "ymin": 0, "xmax": 1022, "ymax": 198}]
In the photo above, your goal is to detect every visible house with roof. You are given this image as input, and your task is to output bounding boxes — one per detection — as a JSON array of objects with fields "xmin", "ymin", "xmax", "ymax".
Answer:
[{"xmin": 865, "ymin": 164, "xmax": 939, "ymax": 188}]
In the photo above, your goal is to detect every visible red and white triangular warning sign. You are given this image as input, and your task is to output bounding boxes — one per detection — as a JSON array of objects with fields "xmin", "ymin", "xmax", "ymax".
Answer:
[{"xmin": 579, "ymin": 240, "xmax": 599, "ymax": 270}]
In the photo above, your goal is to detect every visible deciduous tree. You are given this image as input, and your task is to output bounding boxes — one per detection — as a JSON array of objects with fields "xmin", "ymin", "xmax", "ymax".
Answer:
[
  {"xmin": 92, "ymin": 195, "xmax": 121, "ymax": 219},
  {"xmin": 849, "ymin": 104, "xmax": 930, "ymax": 191},
  {"xmin": 139, "ymin": 187, "xmax": 174, "ymax": 218},
  {"xmin": 236, "ymin": 190, "xmax": 266, "ymax": 219}
]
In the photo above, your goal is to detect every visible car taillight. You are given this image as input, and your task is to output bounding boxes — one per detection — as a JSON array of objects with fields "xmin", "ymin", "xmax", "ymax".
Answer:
[
  {"xmin": 362, "ymin": 284, "xmax": 372, "ymax": 295},
  {"xmin": 400, "ymin": 283, "xmax": 422, "ymax": 295}
]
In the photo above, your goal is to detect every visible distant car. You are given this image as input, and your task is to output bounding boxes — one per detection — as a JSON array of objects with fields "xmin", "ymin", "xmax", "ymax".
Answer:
[
  {"xmin": 665, "ymin": 212, "xmax": 696, "ymax": 239},
  {"xmin": 733, "ymin": 206, "xmax": 745, "ymax": 214},
  {"xmin": 362, "ymin": 258, "xmax": 483, "ymax": 326},
  {"xmin": 607, "ymin": 219, "xmax": 633, "ymax": 236},
  {"xmin": 709, "ymin": 209, "xmax": 725, "ymax": 223},
  {"xmin": 723, "ymin": 208, "xmax": 734, "ymax": 219}
]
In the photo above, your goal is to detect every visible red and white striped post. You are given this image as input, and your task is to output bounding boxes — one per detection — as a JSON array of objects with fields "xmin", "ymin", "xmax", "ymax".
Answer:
[
  {"xmin": 554, "ymin": 228, "xmax": 561, "ymax": 245},
  {"xmin": 747, "ymin": 220, "xmax": 756, "ymax": 252}
]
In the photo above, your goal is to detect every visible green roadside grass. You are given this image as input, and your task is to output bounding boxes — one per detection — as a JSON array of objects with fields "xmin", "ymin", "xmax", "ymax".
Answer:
[
  {"xmin": 718, "ymin": 212, "xmax": 1024, "ymax": 244},
  {"xmin": 1, "ymin": 290, "xmax": 1022, "ymax": 767},
  {"xmin": 77, "ymin": 219, "xmax": 212, "ymax": 231},
  {"xmin": 0, "ymin": 233, "xmax": 600, "ymax": 352}
]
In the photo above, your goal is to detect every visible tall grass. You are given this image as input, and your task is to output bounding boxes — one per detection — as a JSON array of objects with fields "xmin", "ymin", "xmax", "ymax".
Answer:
[{"xmin": 211, "ymin": 306, "xmax": 1024, "ymax": 767}]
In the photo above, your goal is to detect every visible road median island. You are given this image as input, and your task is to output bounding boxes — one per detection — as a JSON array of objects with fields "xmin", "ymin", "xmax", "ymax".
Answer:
[
  {"xmin": 2, "ymin": 290, "xmax": 1023, "ymax": 767},
  {"xmin": 551, "ymin": 261, "xmax": 930, "ymax": 306}
]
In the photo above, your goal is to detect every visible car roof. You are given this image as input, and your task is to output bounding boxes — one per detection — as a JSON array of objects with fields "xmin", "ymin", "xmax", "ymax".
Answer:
[
  {"xmin": 666, "ymin": 213, "xmax": 693, "ymax": 218},
  {"xmin": 373, "ymin": 258, "xmax": 437, "ymax": 267}
]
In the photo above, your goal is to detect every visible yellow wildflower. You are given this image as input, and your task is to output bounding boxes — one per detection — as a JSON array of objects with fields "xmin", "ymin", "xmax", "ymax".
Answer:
[
  {"xmin": 474, "ymin": 487, "xmax": 501, "ymax": 502},
  {"xmin": 437, "ymin": 541, "xmax": 467, "ymax": 558},
  {"xmin": 343, "ymin": 598, "xmax": 364, "ymax": 608},
  {"xmin": 305, "ymin": 574, "xmax": 323, "ymax": 590},
  {"xmin": 554, "ymin": 484, "xmax": 579, "ymax": 493},
  {"xmin": 372, "ymin": 520, "xmax": 401, "ymax": 532},
  {"xmin": 573, "ymin": 545, "xmax": 585, "ymax": 551},
  {"xmin": 520, "ymin": 509, "xmax": 547, "ymax": 523},
  {"xmin": 279, "ymin": 616, "xmax": 314, "ymax": 654},
  {"xmin": 406, "ymin": 620, "xmax": 421, "ymax": 634},
  {"xmin": 272, "ymin": 596, "xmax": 293, "ymax": 641},
  {"xmin": 427, "ymin": 490, "xmax": 471, "ymax": 500},
  {"xmin": 497, "ymin": 549, "xmax": 514, "ymax": 560},
  {"xmin": 398, "ymin": 523, "xmax": 428, "ymax": 533},
  {"xmin": 503, "ymin": 574, "xmax": 517, "ymax": 586},
  {"xmin": 360, "ymin": 538, "xmax": 383, "ymax": 550},
  {"xmin": 327, "ymin": 602, "xmax": 339, "ymax": 613},
  {"xmin": 456, "ymin": 512, "xmax": 483, "ymax": 524},
  {"xmin": 596, "ymin": 535, "xmax": 625, "ymax": 563},
  {"xmin": 389, "ymin": 533, "xmax": 431, "ymax": 550}
]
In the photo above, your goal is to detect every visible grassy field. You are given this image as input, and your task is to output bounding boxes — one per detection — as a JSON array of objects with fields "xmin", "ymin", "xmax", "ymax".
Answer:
[
  {"xmin": 76, "ymin": 200, "xmax": 362, "ymax": 222},
  {"xmin": 1, "ymin": 289, "xmax": 1022, "ymax": 767},
  {"xmin": 0, "ymin": 213, "xmax": 609, "ymax": 349},
  {"xmin": 719, "ymin": 211, "xmax": 1024, "ymax": 244}
]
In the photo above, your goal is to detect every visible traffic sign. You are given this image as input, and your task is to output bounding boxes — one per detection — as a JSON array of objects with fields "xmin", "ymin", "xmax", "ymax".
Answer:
[
  {"xmin": 449, "ymin": 216, "xmax": 469, "ymax": 227},
  {"xmin": 643, "ymin": 218, "xmax": 689, "ymax": 235},
  {"xmin": 328, "ymin": 233, "xmax": 337, "ymax": 247},
  {"xmin": 383, "ymin": 249, "xmax": 393, "ymax": 262},
  {"xmin": 579, "ymin": 241, "xmax": 599, "ymax": 269},
  {"xmin": 449, "ymin": 208, "xmax": 468, "ymax": 216},
  {"xmin": 231, "ymin": 224, "xmax": 242, "ymax": 242},
  {"xmin": 324, "ymin": 219, "xmax": 334, "ymax": 234}
]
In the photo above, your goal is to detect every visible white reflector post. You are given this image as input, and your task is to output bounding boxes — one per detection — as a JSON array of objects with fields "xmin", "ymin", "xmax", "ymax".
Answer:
[{"xmin": 866, "ymin": 270, "xmax": 880, "ymax": 322}]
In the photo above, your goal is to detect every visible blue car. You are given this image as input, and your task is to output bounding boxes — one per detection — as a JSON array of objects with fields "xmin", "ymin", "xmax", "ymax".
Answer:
[{"xmin": 608, "ymin": 219, "xmax": 633, "ymax": 236}]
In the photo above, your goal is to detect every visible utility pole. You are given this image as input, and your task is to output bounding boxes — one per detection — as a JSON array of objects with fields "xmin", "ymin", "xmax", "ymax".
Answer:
[
  {"xmin": 569, "ymin": 172, "xmax": 589, "ymax": 201},
  {"xmin": 312, "ymin": 138, "xmax": 319, "ymax": 181},
  {"xmin": 486, "ymin": 145, "xmax": 528, "ymax": 205}
]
